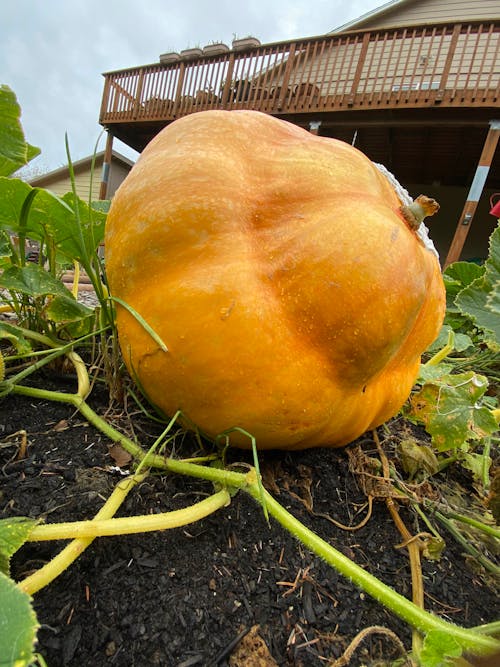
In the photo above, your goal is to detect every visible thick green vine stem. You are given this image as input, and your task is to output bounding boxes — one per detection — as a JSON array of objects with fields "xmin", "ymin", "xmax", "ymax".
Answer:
[
  {"xmin": 246, "ymin": 486, "xmax": 499, "ymax": 657},
  {"xmin": 8, "ymin": 380, "xmax": 499, "ymax": 657}
]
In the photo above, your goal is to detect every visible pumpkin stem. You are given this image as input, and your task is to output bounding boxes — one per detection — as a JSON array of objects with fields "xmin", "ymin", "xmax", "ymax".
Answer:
[{"xmin": 400, "ymin": 195, "xmax": 440, "ymax": 230}]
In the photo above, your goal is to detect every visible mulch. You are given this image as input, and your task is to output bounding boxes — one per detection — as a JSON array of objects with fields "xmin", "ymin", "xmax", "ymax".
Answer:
[{"xmin": 1, "ymin": 373, "xmax": 498, "ymax": 667}]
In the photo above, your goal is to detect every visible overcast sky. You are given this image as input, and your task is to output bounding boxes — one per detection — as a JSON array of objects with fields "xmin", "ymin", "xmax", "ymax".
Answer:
[{"xmin": 2, "ymin": 0, "xmax": 383, "ymax": 174}]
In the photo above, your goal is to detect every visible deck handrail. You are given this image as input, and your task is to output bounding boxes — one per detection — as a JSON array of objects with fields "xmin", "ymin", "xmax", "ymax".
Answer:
[{"xmin": 100, "ymin": 21, "xmax": 500, "ymax": 124}]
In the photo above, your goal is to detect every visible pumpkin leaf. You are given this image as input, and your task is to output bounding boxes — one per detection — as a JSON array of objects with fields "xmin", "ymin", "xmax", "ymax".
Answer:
[
  {"xmin": 485, "ymin": 278, "xmax": 500, "ymax": 314},
  {"xmin": 26, "ymin": 190, "xmax": 106, "ymax": 263},
  {"xmin": 407, "ymin": 371, "xmax": 498, "ymax": 451},
  {"xmin": 0, "ymin": 179, "xmax": 106, "ymax": 264},
  {"xmin": 0, "ymin": 177, "xmax": 34, "ymax": 235},
  {"xmin": 0, "ymin": 229, "xmax": 12, "ymax": 257},
  {"xmin": 0, "ymin": 85, "xmax": 40, "ymax": 177},
  {"xmin": 443, "ymin": 261, "xmax": 484, "ymax": 313},
  {"xmin": 419, "ymin": 630, "xmax": 463, "ymax": 667},
  {"xmin": 0, "ymin": 263, "xmax": 69, "ymax": 299},
  {"xmin": 44, "ymin": 294, "xmax": 94, "ymax": 324},
  {"xmin": 0, "ymin": 322, "xmax": 33, "ymax": 355},
  {"xmin": 425, "ymin": 325, "xmax": 473, "ymax": 356},
  {"xmin": 0, "ymin": 571, "xmax": 39, "ymax": 667},
  {"xmin": 455, "ymin": 224, "xmax": 500, "ymax": 347},
  {"xmin": 0, "ymin": 517, "xmax": 38, "ymax": 576},
  {"xmin": 398, "ymin": 438, "xmax": 439, "ymax": 479}
]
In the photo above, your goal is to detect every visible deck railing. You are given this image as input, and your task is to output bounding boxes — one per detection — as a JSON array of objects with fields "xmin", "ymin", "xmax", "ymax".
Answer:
[{"xmin": 100, "ymin": 21, "xmax": 500, "ymax": 124}]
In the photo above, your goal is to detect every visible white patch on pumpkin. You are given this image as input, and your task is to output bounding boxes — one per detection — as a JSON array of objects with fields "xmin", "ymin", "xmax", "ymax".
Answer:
[{"xmin": 374, "ymin": 162, "xmax": 439, "ymax": 259}]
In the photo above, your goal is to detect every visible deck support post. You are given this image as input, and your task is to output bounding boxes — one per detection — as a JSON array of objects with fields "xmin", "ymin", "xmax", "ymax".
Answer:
[
  {"xmin": 444, "ymin": 119, "xmax": 500, "ymax": 268},
  {"xmin": 99, "ymin": 131, "xmax": 114, "ymax": 200}
]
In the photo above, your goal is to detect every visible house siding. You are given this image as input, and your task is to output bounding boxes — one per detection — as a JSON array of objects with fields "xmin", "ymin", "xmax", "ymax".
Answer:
[
  {"xmin": 28, "ymin": 152, "xmax": 134, "ymax": 201},
  {"xmin": 43, "ymin": 170, "xmax": 101, "ymax": 201},
  {"xmin": 265, "ymin": 21, "xmax": 498, "ymax": 100},
  {"xmin": 347, "ymin": 0, "xmax": 499, "ymax": 31}
]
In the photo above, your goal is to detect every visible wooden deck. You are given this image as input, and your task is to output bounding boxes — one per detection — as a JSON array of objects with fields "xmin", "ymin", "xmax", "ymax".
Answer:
[{"xmin": 100, "ymin": 21, "xmax": 499, "ymax": 151}]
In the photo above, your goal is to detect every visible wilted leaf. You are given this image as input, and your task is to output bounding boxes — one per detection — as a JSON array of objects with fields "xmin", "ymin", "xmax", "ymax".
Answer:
[
  {"xmin": 407, "ymin": 371, "xmax": 498, "ymax": 451},
  {"xmin": 108, "ymin": 444, "xmax": 133, "ymax": 467},
  {"xmin": 53, "ymin": 419, "xmax": 69, "ymax": 432},
  {"xmin": 398, "ymin": 438, "xmax": 439, "ymax": 479}
]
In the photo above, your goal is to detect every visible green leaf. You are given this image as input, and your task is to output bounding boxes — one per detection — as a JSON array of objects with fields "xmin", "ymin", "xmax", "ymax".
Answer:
[
  {"xmin": 0, "ymin": 179, "xmax": 106, "ymax": 265},
  {"xmin": 0, "ymin": 230, "xmax": 12, "ymax": 258},
  {"xmin": 0, "ymin": 85, "xmax": 40, "ymax": 177},
  {"xmin": 419, "ymin": 630, "xmax": 463, "ymax": 667},
  {"xmin": 0, "ymin": 322, "xmax": 32, "ymax": 355},
  {"xmin": 426, "ymin": 325, "xmax": 473, "ymax": 355},
  {"xmin": 0, "ymin": 177, "xmax": 34, "ymax": 236},
  {"xmin": 91, "ymin": 199, "xmax": 111, "ymax": 214},
  {"xmin": 0, "ymin": 263, "xmax": 69, "ymax": 298},
  {"xmin": 462, "ymin": 451, "xmax": 491, "ymax": 485},
  {"xmin": 0, "ymin": 517, "xmax": 38, "ymax": 576},
  {"xmin": 419, "ymin": 362, "xmax": 453, "ymax": 383},
  {"xmin": 0, "ymin": 571, "xmax": 39, "ymax": 667},
  {"xmin": 455, "ymin": 224, "xmax": 500, "ymax": 346},
  {"xmin": 45, "ymin": 293, "xmax": 94, "ymax": 324},
  {"xmin": 485, "ymin": 278, "xmax": 500, "ymax": 315},
  {"xmin": 27, "ymin": 190, "xmax": 106, "ymax": 263},
  {"xmin": 421, "ymin": 535, "xmax": 445, "ymax": 561},
  {"xmin": 407, "ymin": 371, "xmax": 499, "ymax": 451},
  {"xmin": 443, "ymin": 262, "xmax": 484, "ymax": 313}
]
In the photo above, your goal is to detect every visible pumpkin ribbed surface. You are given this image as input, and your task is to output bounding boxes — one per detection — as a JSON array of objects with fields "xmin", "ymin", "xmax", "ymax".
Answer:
[{"xmin": 105, "ymin": 110, "xmax": 445, "ymax": 449}]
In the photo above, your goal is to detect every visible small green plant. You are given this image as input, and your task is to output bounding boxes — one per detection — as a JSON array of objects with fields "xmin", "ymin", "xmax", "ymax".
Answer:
[
  {"xmin": 405, "ymin": 224, "xmax": 500, "ymax": 492},
  {"xmin": 0, "ymin": 85, "xmax": 111, "ymax": 342}
]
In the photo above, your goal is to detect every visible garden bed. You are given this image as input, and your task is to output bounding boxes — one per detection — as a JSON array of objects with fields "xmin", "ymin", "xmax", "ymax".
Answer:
[{"xmin": 1, "ymin": 374, "xmax": 497, "ymax": 667}]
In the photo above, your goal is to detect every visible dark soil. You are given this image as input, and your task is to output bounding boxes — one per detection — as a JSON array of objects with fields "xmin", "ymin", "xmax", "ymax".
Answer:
[{"xmin": 1, "ymin": 372, "xmax": 498, "ymax": 667}]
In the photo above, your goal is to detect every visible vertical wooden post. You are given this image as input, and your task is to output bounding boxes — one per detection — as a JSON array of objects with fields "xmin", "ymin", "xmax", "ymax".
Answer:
[
  {"xmin": 435, "ymin": 23, "xmax": 461, "ymax": 102},
  {"xmin": 173, "ymin": 62, "xmax": 186, "ymax": 116},
  {"xmin": 348, "ymin": 32, "xmax": 371, "ymax": 105},
  {"xmin": 99, "ymin": 131, "xmax": 114, "ymax": 200},
  {"xmin": 221, "ymin": 53, "xmax": 235, "ymax": 107},
  {"xmin": 444, "ymin": 119, "xmax": 500, "ymax": 267},
  {"xmin": 278, "ymin": 43, "xmax": 296, "ymax": 109}
]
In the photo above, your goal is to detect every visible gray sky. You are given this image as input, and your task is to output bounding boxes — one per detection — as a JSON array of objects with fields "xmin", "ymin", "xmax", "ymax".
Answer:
[{"xmin": 2, "ymin": 0, "xmax": 383, "ymax": 173}]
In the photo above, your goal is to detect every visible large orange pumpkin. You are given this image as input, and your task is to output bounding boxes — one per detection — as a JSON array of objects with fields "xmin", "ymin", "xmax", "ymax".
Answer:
[{"xmin": 105, "ymin": 110, "xmax": 445, "ymax": 449}]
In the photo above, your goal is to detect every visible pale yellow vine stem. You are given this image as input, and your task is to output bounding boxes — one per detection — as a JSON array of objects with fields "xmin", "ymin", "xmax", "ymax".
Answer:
[
  {"xmin": 27, "ymin": 489, "xmax": 230, "ymax": 541},
  {"xmin": 18, "ymin": 471, "xmax": 147, "ymax": 595},
  {"xmin": 373, "ymin": 431, "xmax": 425, "ymax": 657},
  {"xmin": 424, "ymin": 329, "xmax": 455, "ymax": 367},
  {"xmin": 66, "ymin": 350, "xmax": 90, "ymax": 398},
  {"xmin": 71, "ymin": 260, "xmax": 80, "ymax": 299}
]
